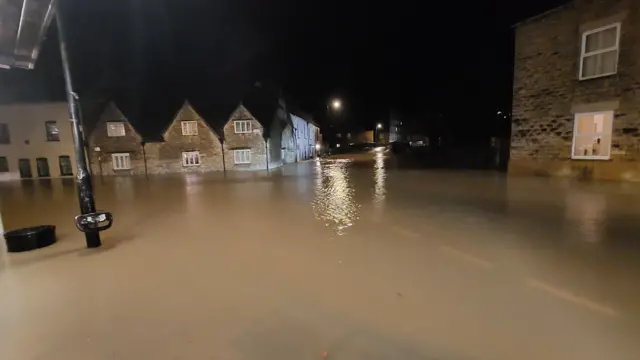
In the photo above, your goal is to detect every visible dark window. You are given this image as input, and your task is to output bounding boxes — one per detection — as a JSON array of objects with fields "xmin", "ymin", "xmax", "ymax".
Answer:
[
  {"xmin": 36, "ymin": 158, "xmax": 50, "ymax": 177},
  {"xmin": 18, "ymin": 159, "xmax": 32, "ymax": 178},
  {"xmin": 59, "ymin": 156, "xmax": 73, "ymax": 176},
  {"xmin": 45, "ymin": 121, "xmax": 60, "ymax": 141},
  {"xmin": 0, "ymin": 157, "xmax": 8, "ymax": 172},
  {"xmin": 0, "ymin": 123, "xmax": 10, "ymax": 144}
]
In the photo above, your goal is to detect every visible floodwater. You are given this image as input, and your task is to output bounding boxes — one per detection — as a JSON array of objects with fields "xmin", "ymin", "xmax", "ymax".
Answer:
[{"xmin": 2, "ymin": 148, "xmax": 640, "ymax": 359}]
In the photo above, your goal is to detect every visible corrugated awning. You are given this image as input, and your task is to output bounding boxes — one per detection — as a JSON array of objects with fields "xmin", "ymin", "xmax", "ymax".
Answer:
[{"xmin": 0, "ymin": 0, "xmax": 55, "ymax": 69}]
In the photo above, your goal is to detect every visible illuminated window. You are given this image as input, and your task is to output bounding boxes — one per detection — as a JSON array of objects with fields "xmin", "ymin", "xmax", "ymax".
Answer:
[
  {"xmin": 233, "ymin": 149, "xmax": 251, "ymax": 164},
  {"xmin": 580, "ymin": 23, "xmax": 620, "ymax": 80},
  {"xmin": 234, "ymin": 120, "xmax": 252, "ymax": 133},
  {"xmin": 107, "ymin": 122, "xmax": 126, "ymax": 137},
  {"xmin": 182, "ymin": 151, "xmax": 200, "ymax": 166},
  {"xmin": 181, "ymin": 121, "xmax": 198, "ymax": 136},
  {"xmin": 572, "ymin": 111, "xmax": 613, "ymax": 160},
  {"xmin": 45, "ymin": 121, "xmax": 60, "ymax": 141},
  {"xmin": 112, "ymin": 153, "xmax": 131, "ymax": 170}
]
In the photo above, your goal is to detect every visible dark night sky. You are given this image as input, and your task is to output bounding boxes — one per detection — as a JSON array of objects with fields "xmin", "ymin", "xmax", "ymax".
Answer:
[{"xmin": 0, "ymin": 0, "xmax": 566, "ymax": 140}]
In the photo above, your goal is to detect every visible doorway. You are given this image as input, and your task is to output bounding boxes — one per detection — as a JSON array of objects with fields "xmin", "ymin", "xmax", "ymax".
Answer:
[
  {"xmin": 36, "ymin": 158, "xmax": 50, "ymax": 177},
  {"xmin": 18, "ymin": 158, "xmax": 32, "ymax": 178}
]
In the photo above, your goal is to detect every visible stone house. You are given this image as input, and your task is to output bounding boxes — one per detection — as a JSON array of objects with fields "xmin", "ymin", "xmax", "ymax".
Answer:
[
  {"xmin": 0, "ymin": 102, "xmax": 77, "ymax": 181},
  {"xmin": 511, "ymin": 0, "xmax": 640, "ymax": 181},
  {"xmin": 145, "ymin": 101, "xmax": 224, "ymax": 174},
  {"xmin": 88, "ymin": 102, "xmax": 147, "ymax": 177},
  {"xmin": 222, "ymin": 84, "xmax": 290, "ymax": 171}
]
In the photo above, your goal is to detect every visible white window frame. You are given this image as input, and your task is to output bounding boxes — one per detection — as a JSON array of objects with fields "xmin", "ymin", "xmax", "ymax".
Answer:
[
  {"xmin": 233, "ymin": 149, "xmax": 251, "ymax": 164},
  {"xmin": 182, "ymin": 151, "xmax": 201, "ymax": 167},
  {"xmin": 181, "ymin": 121, "xmax": 198, "ymax": 136},
  {"xmin": 111, "ymin": 153, "xmax": 131, "ymax": 170},
  {"xmin": 579, "ymin": 23, "xmax": 621, "ymax": 80},
  {"xmin": 571, "ymin": 110, "xmax": 613, "ymax": 160},
  {"xmin": 234, "ymin": 120, "xmax": 252, "ymax": 134},
  {"xmin": 107, "ymin": 122, "xmax": 126, "ymax": 137}
]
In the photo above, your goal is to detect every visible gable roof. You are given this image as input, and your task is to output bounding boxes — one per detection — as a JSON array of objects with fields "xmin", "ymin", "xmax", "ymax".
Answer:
[
  {"xmin": 162, "ymin": 100, "xmax": 220, "ymax": 138},
  {"xmin": 99, "ymin": 101, "xmax": 128, "ymax": 122}
]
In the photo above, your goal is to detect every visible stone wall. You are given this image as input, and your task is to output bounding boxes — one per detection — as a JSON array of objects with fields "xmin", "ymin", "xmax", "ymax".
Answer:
[
  {"xmin": 223, "ymin": 105, "xmax": 267, "ymax": 171},
  {"xmin": 89, "ymin": 103, "xmax": 146, "ymax": 177},
  {"xmin": 511, "ymin": 0, "xmax": 640, "ymax": 181},
  {"xmin": 147, "ymin": 103, "xmax": 224, "ymax": 174}
]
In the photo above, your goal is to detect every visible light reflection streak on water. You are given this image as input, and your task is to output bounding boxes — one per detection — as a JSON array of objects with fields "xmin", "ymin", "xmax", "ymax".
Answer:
[
  {"xmin": 313, "ymin": 159, "xmax": 358, "ymax": 235},
  {"xmin": 372, "ymin": 149, "xmax": 387, "ymax": 222},
  {"xmin": 565, "ymin": 192, "xmax": 606, "ymax": 244},
  {"xmin": 373, "ymin": 149, "xmax": 386, "ymax": 207}
]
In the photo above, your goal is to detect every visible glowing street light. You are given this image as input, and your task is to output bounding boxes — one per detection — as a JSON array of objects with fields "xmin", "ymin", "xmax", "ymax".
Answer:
[
  {"xmin": 331, "ymin": 99, "xmax": 342, "ymax": 111},
  {"xmin": 377, "ymin": 123, "xmax": 383, "ymax": 129}
]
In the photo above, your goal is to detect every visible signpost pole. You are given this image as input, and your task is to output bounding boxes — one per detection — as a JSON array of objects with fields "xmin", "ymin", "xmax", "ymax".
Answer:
[{"xmin": 56, "ymin": 3, "xmax": 101, "ymax": 248}]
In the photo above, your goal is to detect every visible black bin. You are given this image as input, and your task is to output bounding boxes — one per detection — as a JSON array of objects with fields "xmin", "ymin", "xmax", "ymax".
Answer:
[{"xmin": 4, "ymin": 225, "xmax": 56, "ymax": 252}]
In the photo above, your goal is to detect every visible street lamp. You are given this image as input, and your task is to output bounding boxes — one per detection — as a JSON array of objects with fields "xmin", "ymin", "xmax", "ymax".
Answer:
[
  {"xmin": 377, "ymin": 123, "xmax": 383, "ymax": 129},
  {"xmin": 331, "ymin": 99, "xmax": 342, "ymax": 111}
]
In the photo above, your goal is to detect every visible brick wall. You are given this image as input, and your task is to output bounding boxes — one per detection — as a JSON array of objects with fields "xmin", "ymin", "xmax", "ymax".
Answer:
[
  {"xmin": 223, "ymin": 105, "xmax": 267, "ymax": 171},
  {"xmin": 511, "ymin": 0, "xmax": 640, "ymax": 180}
]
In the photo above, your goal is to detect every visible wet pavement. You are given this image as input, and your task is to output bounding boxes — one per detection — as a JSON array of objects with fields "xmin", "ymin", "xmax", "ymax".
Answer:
[{"xmin": 2, "ymin": 148, "xmax": 640, "ymax": 359}]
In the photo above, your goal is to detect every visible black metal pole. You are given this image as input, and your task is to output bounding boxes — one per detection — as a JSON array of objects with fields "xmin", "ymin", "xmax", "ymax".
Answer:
[{"xmin": 56, "ymin": 4, "xmax": 101, "ymax": 248}]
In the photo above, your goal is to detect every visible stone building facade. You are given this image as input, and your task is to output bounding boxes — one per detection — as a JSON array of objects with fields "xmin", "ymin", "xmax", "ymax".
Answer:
[
  {"xmin": 223, "ymin": 105, "xmax": 269, "ymax": 171},
  {"xmin": 146, "ymin": 102, "xmax": 224, "ymax": 174},
  {"xmin": 511, "ymin": 0, "xmax": 640, "ymax": 181},
  {"xmin": 89, "ymin": 102, "xmax": 147, "ymax": 177}
]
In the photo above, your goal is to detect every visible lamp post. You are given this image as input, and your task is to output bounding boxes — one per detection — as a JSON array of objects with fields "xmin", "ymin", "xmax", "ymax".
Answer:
[
  {"xmin": 375, "ymin": 123, "xmax": 383, "ymax": 144},
  {"xmin": 1, "ymin": 0, "xmax": 108, "ymax": 248}
]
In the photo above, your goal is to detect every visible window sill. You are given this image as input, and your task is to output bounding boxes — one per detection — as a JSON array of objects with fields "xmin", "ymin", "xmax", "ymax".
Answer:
[
  {"xmin": 579, "ymin": 72, "xmax": 617, "ymax": 81},
  {"xmin": 571, "ymin": 156, "xmax": 611, "ymax": 161}
]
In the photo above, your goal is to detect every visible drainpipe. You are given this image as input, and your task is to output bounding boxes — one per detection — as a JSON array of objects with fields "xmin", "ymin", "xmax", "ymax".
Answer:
[
  {"xmin": 141, "ymin": 141, "xmax": 148, "ymax": 179},
  {"xmin": 222, "ymin": 142, "xmax": 226, "ymax": 172},
  {"xmin": 265, "ymin": 139, "xmax": 270, "ymax": 171}
]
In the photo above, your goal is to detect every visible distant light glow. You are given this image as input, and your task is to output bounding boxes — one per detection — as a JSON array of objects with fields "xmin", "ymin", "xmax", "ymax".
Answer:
[
  {"xmin": 377, "ymin": 123, "xmax": 383, "ymax": 129},
  {"xmin": 336, "ymin": 144, "xmax": 341, "ymax": 148},
  {"xmin": 315, "ymin": 143, "xmax": 321, "ymax": 151},
  {"xmin": 331, "ymin": 99, "xmax": 342, "ymax": 110}
]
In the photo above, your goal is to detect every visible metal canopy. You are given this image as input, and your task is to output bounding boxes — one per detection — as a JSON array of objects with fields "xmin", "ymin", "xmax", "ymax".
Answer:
[{"xmin": 0, "ymin": 0, "xmax": 55, "ymax": 69}]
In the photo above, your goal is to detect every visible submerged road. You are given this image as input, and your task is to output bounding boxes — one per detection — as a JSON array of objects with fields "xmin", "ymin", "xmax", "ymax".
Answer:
[{"xmin": 1, "ymin": 149, "xmax": 640, "ymax": 359}]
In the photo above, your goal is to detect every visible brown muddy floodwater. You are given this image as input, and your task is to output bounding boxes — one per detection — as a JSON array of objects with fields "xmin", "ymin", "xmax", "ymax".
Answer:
[{"xmin": 2, "ymin": 149, "xmax": 640, "ymax": 359}]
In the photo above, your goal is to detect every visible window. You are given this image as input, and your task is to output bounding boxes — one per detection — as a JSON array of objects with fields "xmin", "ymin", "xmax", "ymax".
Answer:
[
  {"xmin": 59, "ymin": 155, "xmax": 73, "ymax": 176},
  {"xmin": 233, "ymin": 149, "xmax": 251, "ymax": 164},
  {"xmin": 181, "ymin": 121, "xmax": 198, "ymax": 136},
  {"xmin": 0, "ymin": 157, "xmax": 8, "ymax": 172},
  {"xmin": 36, "ymin": 158, "xmax": 50, "ymax": 177},
  {"xmin": 580, "ymin": 23, "xmax": 620, "ymax": 80},
  {"xmin": 572, "ymin": 111, "xmax": 613, "ymax": 160},
  {"xmin": 234, "ymin": 120, "xmax": 252, "ymax": 133},
  {"xmin": 0, "ymin": 123, "xmax": 10, "ymax": 144},
  {"xmin": 182, "ymin": 151, "xmax": 200, "ymax": 166},
  {"xmin": 107, "ymin": 122, "xmax": 126, "ymax": 137},
  {"xmin": 112, "ymin": 153, "xmax": 131, "ymax": 170},
  {"xmin": 45, "ymin": 121, "xmax": 60, "ymax": 141}
]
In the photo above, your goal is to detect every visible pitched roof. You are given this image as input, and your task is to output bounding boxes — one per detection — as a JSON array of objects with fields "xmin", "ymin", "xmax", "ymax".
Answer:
[{"xmin": 162, "ymin": 100, "xmax": 221, "ymax": 138}]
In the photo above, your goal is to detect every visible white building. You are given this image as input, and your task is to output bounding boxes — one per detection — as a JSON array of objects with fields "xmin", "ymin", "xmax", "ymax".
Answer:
[
  {"xmin": 0, "ymin": 102, "xmax": 76, "ymax": 181},
  {"xmin": 290, "ymin": 113, "xmax": 320, "ymax": 161}
]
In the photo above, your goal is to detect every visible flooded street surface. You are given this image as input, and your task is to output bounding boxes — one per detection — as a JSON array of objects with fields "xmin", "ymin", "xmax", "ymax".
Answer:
[{"xmin": 2, "ymin": 149, "xmax": 640, "ymax": 359}]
